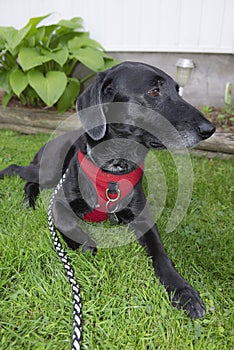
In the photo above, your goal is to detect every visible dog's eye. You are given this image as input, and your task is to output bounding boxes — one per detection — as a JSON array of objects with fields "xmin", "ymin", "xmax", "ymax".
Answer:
[
  {"xmin": 103, "ymin": 80, "xmax": 114, "ymax": 96},
  {"xmin": 104, "ymin": 85, "xmax": 113, "ymax": 95},
  {"xmin": 147, "ymin": 87, "xmax": 160, "ymax": 97}
]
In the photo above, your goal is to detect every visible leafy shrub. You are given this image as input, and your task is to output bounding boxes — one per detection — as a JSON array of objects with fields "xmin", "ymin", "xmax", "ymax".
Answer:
[{"xmin": 0, "ymin": 14, "xmax": 118, "ymax": 112}]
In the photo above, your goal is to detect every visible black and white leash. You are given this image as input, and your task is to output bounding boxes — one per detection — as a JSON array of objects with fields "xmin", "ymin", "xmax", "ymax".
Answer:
[{"xmin": 48, "ymin": 170, "xmax": 82, "ymax": 350}]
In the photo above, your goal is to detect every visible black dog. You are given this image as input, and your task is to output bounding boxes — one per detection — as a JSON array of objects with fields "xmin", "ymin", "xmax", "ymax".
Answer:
[{"xmin": 0, "ymin": 61, "xmax": 215, "ymax": 319}]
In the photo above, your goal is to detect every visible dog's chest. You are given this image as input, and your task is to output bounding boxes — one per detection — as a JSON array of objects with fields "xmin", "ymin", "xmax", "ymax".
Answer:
[{"xmin": 78, "ymin": 151, "xmax": 144, "ymax": 223}]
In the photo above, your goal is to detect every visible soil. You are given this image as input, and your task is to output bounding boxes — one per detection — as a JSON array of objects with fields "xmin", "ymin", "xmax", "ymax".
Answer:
[{"xmin": 0, "ymin": 91, "xmax": 233, "ymax": 132}]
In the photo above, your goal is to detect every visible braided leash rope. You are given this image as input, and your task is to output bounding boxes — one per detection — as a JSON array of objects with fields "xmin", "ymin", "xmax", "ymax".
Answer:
[{"xmin": 48, "ymin": 171, "xmax": 82, "ymax": 350}]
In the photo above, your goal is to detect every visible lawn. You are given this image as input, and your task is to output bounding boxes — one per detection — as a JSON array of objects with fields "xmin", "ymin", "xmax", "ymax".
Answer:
[{"xmin": 0, "ymin": 130, "xmax": 233, "ymax": 350}]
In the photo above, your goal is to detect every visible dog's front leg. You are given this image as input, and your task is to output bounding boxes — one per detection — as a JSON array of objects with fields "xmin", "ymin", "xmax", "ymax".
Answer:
[
  {"xmin": 52, "ymin": 195, "xmax": 97, "ymax": 255},
  {"xmin": 129, "ymin": 204, "xmax": 206, "ymax": 319}
]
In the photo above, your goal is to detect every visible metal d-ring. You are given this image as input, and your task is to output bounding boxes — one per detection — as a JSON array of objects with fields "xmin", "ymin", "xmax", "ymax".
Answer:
[
  {"xmin": 106, "ymin": 201, "xmax": 119, "ymax": 214},
  {"xmin": 105, "ymin": 188, "xmax": 120, "ymax": 213},
  {"xmin": 105, "ymin": 188, "xmax": 121, "ymax": 202}
]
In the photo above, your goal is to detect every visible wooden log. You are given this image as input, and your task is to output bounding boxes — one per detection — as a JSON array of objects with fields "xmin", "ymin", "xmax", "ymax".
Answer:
[
  {"xmin": 195, "ymin": 131, "xmax": 234, "ymax": 154},
  {"xmin": 0, "ymin": 106, "xmax": 81, "ymax": 134},
  {"xmin": 0, "ymin": 106, "xmax": 234, "ymax": 155},
  {"xmin": 0, "ymin": 123, "xmax": 53, "ymax": 134}
]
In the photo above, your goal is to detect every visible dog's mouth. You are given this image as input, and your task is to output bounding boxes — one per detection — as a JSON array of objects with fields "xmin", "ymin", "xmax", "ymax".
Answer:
[
  {"xmin": 145, "ymin": 130, "xmax": 206, "ymax": 150},
  {"xmin": 142, "ymin": 125, "xmax": 201, "ymax": 150},
  {"xmin": 149, "ymin": 141, "xmax": 165, "ymax": 150},
  {"xmin": 146, "ymin": 134, "xmax": 187, "ymax": 150},
  {"xmin": 148, "ymin": 132, "xmax": 204, "ymax": 150}
]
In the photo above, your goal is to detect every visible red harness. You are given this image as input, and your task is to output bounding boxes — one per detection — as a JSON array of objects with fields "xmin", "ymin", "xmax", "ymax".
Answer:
[{"xmin": 78, "ymin": 151, "xmax": 144, "ymax": 222}]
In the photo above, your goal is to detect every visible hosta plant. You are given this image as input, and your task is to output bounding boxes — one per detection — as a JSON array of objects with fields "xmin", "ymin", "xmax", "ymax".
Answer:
[{"xmin": 0, "ymin": 14, "xmax": 118, "ymax": 112}]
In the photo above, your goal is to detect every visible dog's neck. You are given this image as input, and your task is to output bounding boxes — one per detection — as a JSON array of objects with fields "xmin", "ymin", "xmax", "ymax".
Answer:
[
  {"xmin": 83, "ymin": 140, "xmax": 147, "ymax": 174},
  {"xmin": 85, "ymin": 143, "xmax": 137, "ymax": 174}
]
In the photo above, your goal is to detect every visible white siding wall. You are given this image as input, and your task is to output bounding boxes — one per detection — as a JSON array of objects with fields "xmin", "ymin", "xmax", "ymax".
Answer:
[{"xmin": 0, "ymin": 0, "xmax": 233, "ymax": 53}]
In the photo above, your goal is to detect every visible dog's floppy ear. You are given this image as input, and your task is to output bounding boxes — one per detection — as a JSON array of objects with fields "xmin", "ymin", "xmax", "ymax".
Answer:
[{"xmin": 76, "ymin": 71, "xmax": 114, "ymax": 140}]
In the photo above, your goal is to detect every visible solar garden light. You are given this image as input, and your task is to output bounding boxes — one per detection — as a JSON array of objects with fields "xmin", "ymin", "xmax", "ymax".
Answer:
[{"xmin": 176, "ymin": 58, "xmax": 195, "ymax": 97}]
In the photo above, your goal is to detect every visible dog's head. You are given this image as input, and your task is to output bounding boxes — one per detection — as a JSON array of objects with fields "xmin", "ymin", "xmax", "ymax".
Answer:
[{"xmin": 77, "ymin": 61, "xmax": 215, "ymax": 150}]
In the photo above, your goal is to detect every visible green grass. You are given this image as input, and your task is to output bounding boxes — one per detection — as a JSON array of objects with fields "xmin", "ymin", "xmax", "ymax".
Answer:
[{"xmin": 0, "ymin": 130, "xmax": 233, "ymax": 350}]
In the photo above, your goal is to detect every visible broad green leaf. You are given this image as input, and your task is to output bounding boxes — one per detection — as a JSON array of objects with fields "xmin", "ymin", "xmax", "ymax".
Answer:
[
  {"xmin": 1, "ymin": 91, "xmax": 13, "ymax": 107},
  {"xmin": 27, "ymin": 35, "xmax": 35, "ymax": 47},
  {"xmin": 35, "ymin": 26, "xmax": 46, "ymax": 43},
  {"xmin": 68, "ymin": 36, "xmax": 104, "ymax": 52},
  {"xmin": 103, "ymin": 57, "xmax": 120, "ymax": 70},
  {"xmin": 72, "ymin": 47, "xmax": 104, "ymax": 72},
  {"xmin": 24, "ymin": 14, "xmax": 51, "ymax": 43},
  {"xmin": 18, "ymin": 47, "xmax": 51, "ymax": 71},
  {"xmin": 42, "ymin": 25, "xmax": 58, "ymax": 48},
  {"xmin": 0, "ymin": 70, "xmax": 11, "ymax": 93},
  {"xmin": 50, "ymin": 31, "xmax": 89, "ymax": 49},
  {"xmin": 27, "ymin": 70, "xmax": 67, "ymax": 107},
  {"xmin": 0, "ymin": 36, "xmax": 5, "ymax": 49},
  {"xmin": 57, "ymin": 78, "xmax": 80, "ymax": 112},
  {"xmin": 50, "ymin": 33, "xmax": 78, "ymax": 49},
  {"xmin": 0, "ymin": 26, "xmax": 31, "ymax": 53},
  {"xmin": 24, "ymin": 14, "xmax": 51, "ymax": 32},
  {"xmin": 41, "ymin": 47, "xmax": 68, "ymax": 66},
  {"xmin": 0, "ymin": 51, "xmax": 16, "ymax": 69},
  {"xmin": 75, "ymin": 32, "xmax": 90, "ymax": 39},
  {"xmin": 9, "ymin": 68, "xmax": 28, "ymax": 96},
  {"xmin": 44, "ymin": 24, "xmax": 58, "ymax": 37},
  {"xmin": 27, "ymin": 27, "xmax": 46, "ymax": 47},
  {"xmin": 57, "ymin": 17, "xmax": 84, "ymax": 30},
  {"xmin": 102, "ymin": 52, "xmax": 118, "ymax": 60}
]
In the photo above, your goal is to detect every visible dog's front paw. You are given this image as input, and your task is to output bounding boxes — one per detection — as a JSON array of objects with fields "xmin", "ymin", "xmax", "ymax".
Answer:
[
  {"xmin": 171, "ymin": 286, "xmax": 206, "ymax": 319},
  {"xmin": 82, "ymin": 242, "xmax": 98, "ymax": 256}
]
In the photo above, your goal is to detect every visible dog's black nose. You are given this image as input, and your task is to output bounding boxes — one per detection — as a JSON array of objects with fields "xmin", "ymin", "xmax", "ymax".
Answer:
[{"xmin": 198, "ymin": 121, "xmax": 216, "ymax": 139}]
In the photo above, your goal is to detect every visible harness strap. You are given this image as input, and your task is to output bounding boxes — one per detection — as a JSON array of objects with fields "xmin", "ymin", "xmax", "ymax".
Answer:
[{"xmin": 78, "ymin": 151, "xmax": 144, "ymax": 222}]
